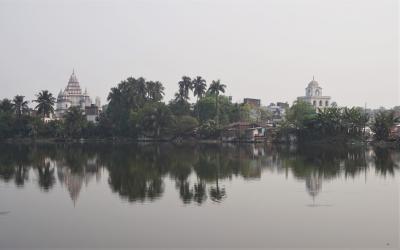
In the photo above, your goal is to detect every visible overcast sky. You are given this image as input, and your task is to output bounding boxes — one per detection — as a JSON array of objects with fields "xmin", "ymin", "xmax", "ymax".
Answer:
[{"xmin": 0, "ymin": 0, "xmax": 398, "ymax": 108}]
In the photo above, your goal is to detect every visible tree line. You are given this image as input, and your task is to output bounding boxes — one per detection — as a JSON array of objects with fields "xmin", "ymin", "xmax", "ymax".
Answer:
[
  {"xmin": 282, "ymin": 100, "xmax": 399, "ymax": 142},
  {"xmin": 0, "ymin": 76, "xmax": 258, "ymax": 140},
  {"xmin": 0, "ymin": 75, "xmax": 398, "ymax": 142}
]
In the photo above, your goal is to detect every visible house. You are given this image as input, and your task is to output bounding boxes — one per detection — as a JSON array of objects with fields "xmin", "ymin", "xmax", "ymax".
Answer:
[
  {"xmin": 221, "ymin": 122, "xmax": 266, "ymax": 142},
  {"xmin": 85, "ymin": 104, "xmax": 100, "ymax": 123}
]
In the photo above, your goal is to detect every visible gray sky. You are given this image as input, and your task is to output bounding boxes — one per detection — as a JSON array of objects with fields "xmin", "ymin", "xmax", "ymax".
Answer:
[{"xmin": 0, "ymin": 0, "xmax": 398, "ymax": 108}]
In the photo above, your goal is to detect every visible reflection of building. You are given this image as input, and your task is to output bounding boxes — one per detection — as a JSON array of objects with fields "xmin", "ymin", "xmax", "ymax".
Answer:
[
  {"xmin": 56, "ymin": 157, "xmax": 101, "ymax": 206},
  {"xmin": 297, "ymin": 77, "xmax": 331, "ymax": 111},
  {"xmin": 55, "ymin": 70, "xmax": 101, "ymax": 121},
  {"xmin": 305, "ymin": 173, "xmax": 322, "ymax": 199}
]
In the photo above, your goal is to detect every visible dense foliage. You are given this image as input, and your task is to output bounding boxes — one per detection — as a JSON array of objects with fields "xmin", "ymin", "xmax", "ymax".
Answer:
[{"xmin": 282, "ymin": 101, "xmax": 371, "ymax": 142}]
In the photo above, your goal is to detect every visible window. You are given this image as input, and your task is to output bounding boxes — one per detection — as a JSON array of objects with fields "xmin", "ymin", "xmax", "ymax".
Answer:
[
  {"xmin": 319, "ymin": 100, "xmax": 322, "ymax": 106},
  {"xmin": 325, "ymin": 101, "xmax": 329, "ymax": 106},
  {"xmin": 313, "ymin": 101, "xmax": 316, "ymax": 106},
  {"xmin": 315, "ymin": 90, "xmax": 320, "ymax": 96}
]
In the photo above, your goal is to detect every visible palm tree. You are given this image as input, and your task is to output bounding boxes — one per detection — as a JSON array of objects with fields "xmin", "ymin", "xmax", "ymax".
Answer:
[
  {"xmin": 34, "ymin": 90, "xmax": 56, "ymax": 120},
  {"xmin": 178, "ymin": 76, "xmax": 193, "ymax": 101},
  {"xmin": 207, "ymin": 80, "xmax": 226, "ymax": 128},
  {"xmin": 192, "ymin": 76, "xmax": 207, "ymax": 121},
  {"xmin": 12, "ymin": 95, "xmax": 29, "ymax": 118},
  {"xmin": 146, "ymin": 81, "xmax": 165, "ymax": 102}
]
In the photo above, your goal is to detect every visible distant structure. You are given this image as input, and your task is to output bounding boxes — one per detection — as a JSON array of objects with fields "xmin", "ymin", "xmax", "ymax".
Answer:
[
  {"xmin": 297, "ymin": 77, "xmax": 331, "ymax": 111},
  {"xmin": 243, "ymin": 98, "xmax": 261, "ymax": 108},
  {"xmin": 55, "ymin": 70, "xmax": 101, "ymax": 121},
  {"xmin": 266, "ymin": 102, "xmax": 289, "ymax": 123}
]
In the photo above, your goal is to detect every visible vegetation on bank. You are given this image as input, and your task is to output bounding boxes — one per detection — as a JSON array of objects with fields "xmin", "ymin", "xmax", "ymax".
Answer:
[
  {"xmin": 0, "ymin": 76, "xmax": 262, "ymax": 140},
  {"xmin": 280, "ymin": 101, "xmax": 399, "ymax": 143},
  {"xmin": 0, "ymin": 75, "xmax": 398, "ymax": 143}
]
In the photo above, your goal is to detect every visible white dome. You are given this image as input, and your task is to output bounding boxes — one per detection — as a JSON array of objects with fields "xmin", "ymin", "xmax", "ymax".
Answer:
[{"xmin": 307, "ymin": 80, "xmax": 319, "ymax": 88}]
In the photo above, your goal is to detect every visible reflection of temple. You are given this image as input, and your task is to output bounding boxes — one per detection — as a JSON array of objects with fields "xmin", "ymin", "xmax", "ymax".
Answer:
[
  {"xmin": 56, "ymin": 157, "xmax": 101, "ymax": 206},
  {"xmin": 305, "ymin": 173, "xmax": 322, "ymax": 200}
]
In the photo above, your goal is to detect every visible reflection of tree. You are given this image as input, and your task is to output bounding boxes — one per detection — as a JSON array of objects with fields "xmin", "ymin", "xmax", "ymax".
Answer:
[
  {"xmin": 374, "ymin": 147, "xmax": 399, "ymax": 176},
  {"xmin": 193, "ymin": 180, "xmax": 207, "ymax": 204},
  {"xmin": 103, "ymin": 146, "xmax": 165, "ymax": 203},
  {"xmin": 37, "ymin": 161, "xmax": 55, "ymax": 191},
  {"xmin": 0, "ymin": 143, "xmax": 398, "ymax": 206},
  {"xmin": 14, "ymin": 164, "xmax": 29, "ymax": 187}
]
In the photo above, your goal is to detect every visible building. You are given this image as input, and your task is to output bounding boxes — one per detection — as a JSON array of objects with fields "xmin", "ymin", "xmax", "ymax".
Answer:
[
  {"xmin": 297, "ymin": 77, "xmax": 331, "ymax": 111},
  {"xmin": 55, "ymin": 70, "xmax": 101, "ymax": 121},
  {"xmin": 243, "ymin": 98, "xmax": 261, "ymax": 108},
  {"xmin": 266, "ymin": 102, "xmax": 289, "ymax": 123},
  {"xmin": 221, "ymin": 122, "xmax": 266, "ymax": 142}
]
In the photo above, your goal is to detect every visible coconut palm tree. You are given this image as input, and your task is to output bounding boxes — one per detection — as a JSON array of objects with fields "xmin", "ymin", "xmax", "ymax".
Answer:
[
  {"xmin": 12, "ymin": 95, "xmax": 29, "ymax": 118},
  {"xmin": 207, "ymin": 80, "xmax": 226, "ymax": 128},
  {"xmin": 178, "ymin": 76, "xmax": 192, "ymax": 102},
  {"xmin": 146, "ymin": 81, "xmax": 165, "ymax": 102},
  {"xmin": 192, "ymin": 76, "xmax": 207, "ymax": 121},
  {"xmin": 34, "ymin": 90, "xmax": 56, "ymax": 120}
]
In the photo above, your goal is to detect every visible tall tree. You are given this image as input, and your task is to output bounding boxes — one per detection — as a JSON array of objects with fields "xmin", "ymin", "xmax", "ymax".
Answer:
[
  {"xmin": 34, "ymin": 90, "xmax": 56, "ymax": 120},
  {"xmin": 192, "ymin": 76, "xmax": 207, "ymax": 121},
  {"xmin": 178, "ymin": 76, "xmax": 193, "ymax": 102},
  {"xmin": 12, "ymin": 95, "xmax": 29, "ymax": 118},
  {"xmin": 207, "ymin": 80, "xmax": 226, "ymax": 128},
  {"xmin": 146, "ymin": 81, "xmax": 165, "ymax": 102}
]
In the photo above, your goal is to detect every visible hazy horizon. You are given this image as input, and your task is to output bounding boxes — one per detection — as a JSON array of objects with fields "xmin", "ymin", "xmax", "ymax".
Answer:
[{"xmin": 0, "ymin": 0, "xmax": 398, "ymax": 109}]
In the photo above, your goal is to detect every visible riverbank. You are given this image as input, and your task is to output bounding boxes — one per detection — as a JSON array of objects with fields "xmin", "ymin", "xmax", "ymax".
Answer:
[{"xmin": 2, "ymin": 136, "xmax": 399, "ymax": 149}]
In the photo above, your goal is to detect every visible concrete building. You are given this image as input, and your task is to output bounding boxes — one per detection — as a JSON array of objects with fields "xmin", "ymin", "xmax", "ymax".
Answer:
[
  {"xmin": 297, "ymin": 77, "xmax": 331, "ymax": 111},
  {"xmin": 266, "ymin": 102, "xmax": 289, "ymax": 123},
  {"xmin": 243, "ymin": 98, "xmax": 261, "ymax": 108}
]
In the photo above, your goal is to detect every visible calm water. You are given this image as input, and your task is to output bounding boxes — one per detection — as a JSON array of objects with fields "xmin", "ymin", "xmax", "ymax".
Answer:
[{"xmin": 0, "ymin": 143, "xmax": 398, "ymax": 248}]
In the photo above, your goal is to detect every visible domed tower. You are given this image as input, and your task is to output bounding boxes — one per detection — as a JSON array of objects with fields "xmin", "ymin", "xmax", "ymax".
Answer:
[
  {"xmin": 305, "ymin": 76, "xmax": 323, "ymax": 97},
  {"xmin": 297, "ymin": 76, "xmax": 332, "ymax": 111}
]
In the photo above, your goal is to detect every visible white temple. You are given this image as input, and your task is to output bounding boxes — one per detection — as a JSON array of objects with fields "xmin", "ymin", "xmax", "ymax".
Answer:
[
  {"xmin": 297, "ymin": 77, "xmax": 331, "ymax": 111},
  {"xmin": 55, "ymin": 70, "xmax": 101, "ymax": 121}
]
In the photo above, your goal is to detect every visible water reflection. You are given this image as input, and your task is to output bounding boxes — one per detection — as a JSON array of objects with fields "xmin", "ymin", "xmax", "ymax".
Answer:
[{"xmin": 0, "ymin": 143, "xmax": 398, "ymax": 205}]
